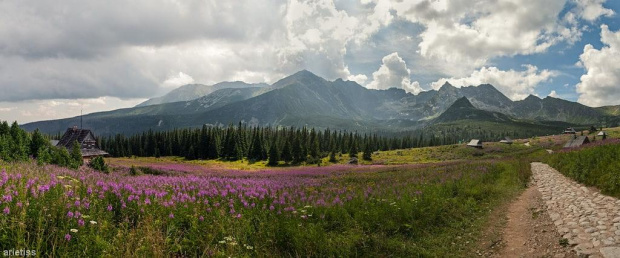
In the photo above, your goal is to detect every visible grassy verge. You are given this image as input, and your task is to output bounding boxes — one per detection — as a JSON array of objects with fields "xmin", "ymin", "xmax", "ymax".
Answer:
[{"xmin": 545, "ymin": 140, "xmax": 620, "ymax": 198}]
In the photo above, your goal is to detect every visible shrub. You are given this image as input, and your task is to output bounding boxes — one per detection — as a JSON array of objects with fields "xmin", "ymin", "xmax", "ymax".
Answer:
[
  {"xmin": 129, "ymin": 165, "xmax": 138, "ymax": 176},
  {"xmin": 88, "ymin": 156, "xmax": 109, "ymax": 173}
]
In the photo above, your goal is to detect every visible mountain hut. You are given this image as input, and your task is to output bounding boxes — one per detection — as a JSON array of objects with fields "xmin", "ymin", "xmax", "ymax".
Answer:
[
  {"xmin": 56, "ymin": 126, "xmax": 109, "ymax": 162},
  {"xmin": 467, "ymin": 139, "xmax": 483, "ymax": 149},
  {"xmin": 563, "ymin": 136, "xmax": 590, "ymax": 149}
]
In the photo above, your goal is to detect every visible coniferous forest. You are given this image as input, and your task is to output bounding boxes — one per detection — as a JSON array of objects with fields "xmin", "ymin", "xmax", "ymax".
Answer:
[{"xmin": 98, "ymin": 121, "xmax": 566, "ymax": 163}]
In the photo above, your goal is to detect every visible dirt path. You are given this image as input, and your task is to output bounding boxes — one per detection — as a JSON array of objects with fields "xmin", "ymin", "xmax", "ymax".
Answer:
[{"xmin": 494, "ymin": 180, "xmax": 576, "ymax": 258}]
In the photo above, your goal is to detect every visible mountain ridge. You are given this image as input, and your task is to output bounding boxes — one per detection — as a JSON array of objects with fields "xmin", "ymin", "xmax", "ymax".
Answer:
[{"xmin": 21, "ymin": 70, "xmax": 618, "ymax": 136}]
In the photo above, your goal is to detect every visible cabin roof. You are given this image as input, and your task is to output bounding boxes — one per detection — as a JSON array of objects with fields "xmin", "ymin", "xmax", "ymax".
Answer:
[
  {"xmin": 563, "ymin": 127, "xmax": 577, "ymax": 134},
  {"xmin": 500, "ymin": 136, "xmax": 513, "ymax": 144},
  {"xmin": 57, "ymin": 128, "xmax": 95, "ymax": 148},
  {"xmin": 563, "ymin": 136, "xmax": 590, "ymax": 148},
  {"xmin": 467, "ymin": 139, "xmax": 482, "ymax": 146},
  {"xmin": 597, "ymin": 131, "xmax": 607, "ymax": 136}
]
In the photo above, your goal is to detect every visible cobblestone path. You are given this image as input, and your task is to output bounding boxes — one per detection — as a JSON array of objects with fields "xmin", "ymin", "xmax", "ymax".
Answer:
[{"xmin": 532, "ymin": 162, "xmax": 620, "ymax": 258}]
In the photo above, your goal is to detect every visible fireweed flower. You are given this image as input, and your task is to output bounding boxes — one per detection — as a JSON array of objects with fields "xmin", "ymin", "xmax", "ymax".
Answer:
[
  {"xmin": 169, "ymin": 213, "xmax": 174, "ymax": 219},
  {"xmin": 65, "ymin": 234, "xmax": 71, "ymax": 241},
  {"xmin": 3, "ymin": 207, "xmax": 9, "ymax": 215},
  {"xmin": 107, "ymin": 204, "xmax": 113, "ymax": 211}
]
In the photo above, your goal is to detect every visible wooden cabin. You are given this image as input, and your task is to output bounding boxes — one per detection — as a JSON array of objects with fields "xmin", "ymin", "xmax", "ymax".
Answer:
[
  {"xmin": 55, "ymin": 126, "xmax": 109, "ymax": 163},
  {"xmin": 467, "ymin": 139, "xmax": 483, "ymax": 149},
  {"xmin": 500, "ymin": 137, "xmax": 513, "ymax": 144},
  {"xmin": 563, "ymin": 127, "xmax": 577, "ymax": 134},
  {"xmin": 563, "ymin": 136, "xmax": 590, "ymax": 148}
]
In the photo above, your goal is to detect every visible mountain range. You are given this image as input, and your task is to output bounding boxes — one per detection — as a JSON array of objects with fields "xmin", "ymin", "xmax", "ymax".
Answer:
[{"xmin": 22, "ymin": 70, "xmax": 620, "ymax": 136}]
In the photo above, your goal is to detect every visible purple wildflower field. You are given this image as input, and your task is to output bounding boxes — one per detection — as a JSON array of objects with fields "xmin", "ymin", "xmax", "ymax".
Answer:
[{"xmin": 0, "ymin": 158, "xmax": 528, "ymax": 256}]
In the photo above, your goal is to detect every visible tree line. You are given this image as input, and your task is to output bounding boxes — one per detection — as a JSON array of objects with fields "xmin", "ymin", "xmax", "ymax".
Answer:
[
  {"xmin": 100, "ymin": 123, "xmax": 401, "ymax": 164},
  {"xmin": 98, "ymin": 122, "xmax": 552, "ymax": 165},
  {"xmin": 0, "ymin": 120, "xmax": 84, "ymax": 169},
  {"xmin": 1, "ymin": 119, "xmax": 568, "ymax": 168}
]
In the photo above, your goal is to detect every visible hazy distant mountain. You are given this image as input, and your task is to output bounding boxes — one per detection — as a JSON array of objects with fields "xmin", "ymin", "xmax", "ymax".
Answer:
[
  {"xmin": 512, "ymin": 95, "xmax": 602, "ymax": 124},
  {"xmin": 22, "ymin": 70, "xmax": 618, "ymax": 136},
  {"xmin": 137, "ymin": 81, "xmax": 268, "ymax": 107}
]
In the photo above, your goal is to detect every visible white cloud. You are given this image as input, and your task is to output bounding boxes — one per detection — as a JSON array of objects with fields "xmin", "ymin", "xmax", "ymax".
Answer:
[
  {"xmin": 576, "ymin": 24, "xmax": 620, "ymax": 107},
  {"xmin": 163, "ymin": 72, "xmax": 195, "ymax": 88},
  {"xmin": 0, "ymin": 97, "xmax": 147, "ymax": 124},
  {"xmin": 378, "ymin": 0, "xmax": 606, "ymax": 76},
  {"xmin": 431, "ymin": 65, "xmax": 558, "ymax": 100},
  {"xmin": 573, "ymin": 0, "xmax": 615, "ymax": 21},
  {"xmin": 347, "ymin": 73, "xmax": 368, "ymax": 85},
  {"xmin": 548, "ymin": 90, "xmax": 560, "ymax": 98},
  {"xmin": 366, "ymin": 52, "xmax": 422, "ymax": 94}
]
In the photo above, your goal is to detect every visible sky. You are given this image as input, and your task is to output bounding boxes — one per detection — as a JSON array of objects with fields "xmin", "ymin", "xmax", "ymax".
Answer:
[{"xmin": 1, "ymin": 0, "xmax": 619, "ymax": 124}]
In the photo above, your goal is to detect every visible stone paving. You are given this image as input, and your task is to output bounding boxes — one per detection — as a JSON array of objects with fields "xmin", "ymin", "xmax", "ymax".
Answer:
[{"xmin": 532, "ymin": 162, "xmax": 620, "ymax": 258}]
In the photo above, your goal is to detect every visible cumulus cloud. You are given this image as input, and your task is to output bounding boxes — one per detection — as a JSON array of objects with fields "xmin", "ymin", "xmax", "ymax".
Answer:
[
  {"xmin": 576, "ymin": 24, "xmax": 620, "ymax": 107},
  {"xmin": 373, "ymin": 0, "xmax": 610, "ymax": 76},
  {"xmin": 548, "ymin": 90, "xmax": 560, "ymax": 98},
  {"xmin": 431, "ymin": 65, "xmax": 558, "ymax": 100},
  {"xmin": 0, "ymin": 0, "xmax": 398, "ymax": 104},
  {"xmin": 366, "ymin": 52, "xmax": 422, "ymax": 94},
  {"xmin": 573, "ymin": 0, "xmax": 615, "ymax": 21}
]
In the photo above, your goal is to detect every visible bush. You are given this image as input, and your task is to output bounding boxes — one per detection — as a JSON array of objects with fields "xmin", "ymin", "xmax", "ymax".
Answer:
[
  {"xmin": 138, "ymin": 166, "xmax": 168, "ymax": 176},
  {"xmin": 88, "ymin": 156, "xmax": 109, "ymax": 173},
  {"xmin": 129, "ymin": 165, "xmax": 138, "ymax": 176}
]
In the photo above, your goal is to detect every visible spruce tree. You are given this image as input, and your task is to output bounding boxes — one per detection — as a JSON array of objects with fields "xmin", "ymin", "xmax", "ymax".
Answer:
[
  {"xmin": 268, "ymin": 141, "xmax": 279, "ymax": 166},
  {"xmin": 206, "ymin": 132, "xmax": 220, "ymax": 159},
  {"xmin": 329, "ymin": 148, "xmax": 337, "ymax": 163},
  {"xmin": 30, "ymin": 129, "xmax": 48, "ymax": 158},
  {"xmin": 349, "ymin": 139, "xmax": 358, "ymax": 158},
  {"xmin": 36, "ymin": 147, "xmax": 52, "ymax": 166},
  {"xmin": 70, "ymin": 140, "xmax": 83, "ymax": 169},
  {"xmin": 309, "ymin": 133, "xmax": 320, "ymax": 159},
  {"xmin": 362, "ymin": 142, "xmax": 372, "ymax": 161},
  {"xmin": 292, "ymin": 135, "xmax": 303, "ymax": 164},
  {"xmin": 281, "ymin": 138, "xmax": 292, "ymax": 163}
]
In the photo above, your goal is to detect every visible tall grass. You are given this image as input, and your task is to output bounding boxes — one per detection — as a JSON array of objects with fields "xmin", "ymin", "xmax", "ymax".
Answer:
[
  {"xmin": 0, "ymin": 159, "xmax": 530, "ymax": 257},
  {"xmin": 545, "ymin": 141, "xmax": 620, "ymax": 197}
]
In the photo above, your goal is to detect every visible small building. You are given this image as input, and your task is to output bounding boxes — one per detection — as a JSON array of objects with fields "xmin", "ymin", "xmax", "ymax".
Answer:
[
  {"xmin": 563, "ymin": 136, "xmax": 590, "ymax": 148},
  {"xmin": 563, "ymin": 127, "xmax": 577, "ymax": 134},
  {"xmin": 597, "ymin": 131, "xmax": 607, "ymax": 137},
  {"xmin": 500, "ymin": 137, "xmax": 513, "ymax": 144},
  {"xmin": 467, "ymin": 139, "xmax": 483, "ymax": 149},
  {"xmin": 56, "ymin": 126, "xmax": 109, "ymax": 162}
]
